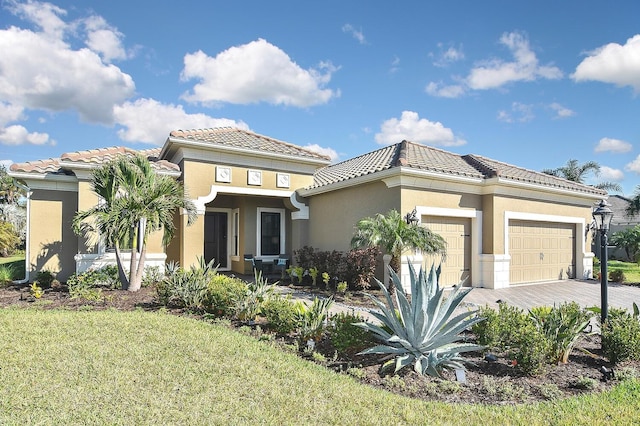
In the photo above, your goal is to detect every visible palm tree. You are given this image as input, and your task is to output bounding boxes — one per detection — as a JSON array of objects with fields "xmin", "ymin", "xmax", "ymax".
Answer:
[
  {"xmin": 73, "ymin": 154, "xmax": 197, "ymax": 291},
  {"xmin": 610, "ymin": 226, "xmax": 640, "ymax": 262},
  {"xmin": 542, "ymin": 159, "xmax": 622, "ymax": 193},
  {"xmin": 351, "ymin": 209, "xmax": 446, "ymax": 289},
  {"xmin": 626, "ymin": 186, "xmax": 640, "ymax": 218}
]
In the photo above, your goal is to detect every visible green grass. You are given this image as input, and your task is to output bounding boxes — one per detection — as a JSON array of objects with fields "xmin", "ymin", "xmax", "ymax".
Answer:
[
  {"xmin": 598, "ymin": 260, "xmax": 640, "ymax": 283},
  {"xmin": 2, "ymin": 309, "xmax": 640, "ymax": 425},
  {"xmin": 0, "ymin": 253, "xmax": 25, "ymax": 281}
]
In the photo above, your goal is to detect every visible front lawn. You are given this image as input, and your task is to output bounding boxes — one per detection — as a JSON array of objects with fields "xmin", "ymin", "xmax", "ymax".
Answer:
[
  {"xmin": 1, "ymin": 308, "xmax": 640, "ymax": 425},
  {"xmin": 596, "ymin": 260, "xmax": 640, "ymax": 283}
]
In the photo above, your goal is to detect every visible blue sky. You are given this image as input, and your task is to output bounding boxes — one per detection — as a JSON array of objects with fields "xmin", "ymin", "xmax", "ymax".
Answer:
[{"xmin": 1, "ymin": 0, "xmax": 639, "ymax": 194}]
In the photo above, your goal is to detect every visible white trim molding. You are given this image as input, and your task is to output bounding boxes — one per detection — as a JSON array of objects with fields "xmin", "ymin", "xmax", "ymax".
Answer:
[
  {"xmin": 415, "ymin": 206, "xmax": 483, "ymax": 288},
  {"xmin": 193, "ymin": 185, "xmax": 294, "ymax": 215},
  {"xmin": 504, "ymin": 211, "xmax": 591, "ymax": 285}
]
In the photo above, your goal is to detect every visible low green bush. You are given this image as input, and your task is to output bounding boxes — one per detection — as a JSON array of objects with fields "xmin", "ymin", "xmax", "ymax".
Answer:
[
  {"xmin": 35, "ymin": 270, "xmax": 56, "ymax": 288},
  {"xmin": 530, "ymin": 302, "xmax": 592, "ymax": 364},
  {"xmin": 609, "ymin": 269, "xmax": 626, "ymax": 283},
  {"xmin": 602, "ymin": 312, "xmax": 640, "ymax": 363},
  {"xmin": 0, "ymin": 264, "xmax": 15, "ymax": 287},
  {"xmin": 262, "ymin": 295, "xmax": 299, "ymax": 335},
  {"xmin": 508, "ymin": 323, "xmax": 552, "ymax": 375},
  {"xmin": 472, "ymin": 303, "xmax": 530, "ymax": 350},
  {"xmin": 205, "ymin": 274, "xmax": 247, "ymax": 317},
  {"xmin": 329, "ymin": 312, "xmax": 373, "ymax": 356}
]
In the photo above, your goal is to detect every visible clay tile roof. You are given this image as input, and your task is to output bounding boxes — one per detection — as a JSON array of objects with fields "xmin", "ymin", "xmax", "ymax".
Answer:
[
  {"xmin": 465, "ymin": 154, "xmax": 606, "ymax": 196},
  {"xmin": 9, "ymin": 158, "xmax": 70, "ymax": 175},
  {"xmin": 309, "ymin": 141, "xmax": 483, "ymax": 189},
  {"xmin": 308, "ymin": 140, "xmax": 607, "ymax": 196},
  {"xmin": 10, "ymin": 146, "xmax": 180, "ymax": 177},
  {"xmin": 169, "ymin": 127, "xmax": 331, "ymax": 161}
]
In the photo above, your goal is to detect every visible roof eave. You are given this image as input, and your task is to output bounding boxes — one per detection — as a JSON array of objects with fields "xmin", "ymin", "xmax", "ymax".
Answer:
[{"xmin": 164, "ymin": 135, "xmax": 331, "ymax": 167}]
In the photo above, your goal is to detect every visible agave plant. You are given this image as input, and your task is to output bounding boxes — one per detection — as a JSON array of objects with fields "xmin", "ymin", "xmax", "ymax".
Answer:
[{"xmin": 356, "ymin": 264, "xmax": 484, "ymax": 377}]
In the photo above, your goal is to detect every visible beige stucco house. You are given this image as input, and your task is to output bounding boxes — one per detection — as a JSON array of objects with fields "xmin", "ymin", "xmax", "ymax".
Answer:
[{"xmin": 10, "ymin": 127, "xmax": 606, "ymax": 289}]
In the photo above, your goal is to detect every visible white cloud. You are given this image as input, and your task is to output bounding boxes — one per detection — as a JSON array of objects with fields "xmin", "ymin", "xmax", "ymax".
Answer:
[
  {"xmin": 0, "ymin": 159, "xmax": 13, "ymax": 169},
  {"xmin": 425, "ymin": 82, "xmax": 466, "ymax": 98},
  {"xmin": 426, "ymin": 32, "xmax": 562, "ymax": 98},
  {"xmin": 600, "ymin": 166, "xmax": 624, "ymax": 181},
  {"xmin": 497, "ymin": 102, "xmax": 534, "ymax": 123},
  {"xmin": 0, "ymin": 102, "xmax": 25, "ymax": 126},
  {"xmin": 375, "ymin": 111, "xmax": 466, "ymax": 146},
  {"xmin": 625, "ymin": 155, "xmax": 640, "ymax": 174},
  {"xmin": 302, "ymin": 144, "xmax": 339, "ymax": 162},
  {"xmin": 83, "ymin": 15, "xmax": 128, "ymax": 63},
  {"xmin": 432, "ymin": 43, "xmax": 465, "ymax": 67},
  {"xmin": 180, "ymin": 39, "xmax": 339, "ymax": 107},
  {"xmin": 342, "ymin": 24, "xmax": 366, "ymax": 44},
  {"xmin": 6, "ymin": 0, "xmax": 68, "ymax": 39},
  {"xmin": 390, "ymin": 56, "xmax": 400, "ymax": 74},
  {"xmin": 549, "ymin": 102, "xmax": 575, "ymax": 119},
  {"xmin": 466, "ymin": 32, "xmax": 563, "ymax": 90},
  {"xmin": 113, "ymin": 98, "xmax": 249, "ymax": 144},
  {"xmin": 0, "ymin": 2, "xmax": 135, "ymax": 124},
  {"xmin": 0, "ymin": 124, "xmax": 51, "ymax": 145},
  {"xmin": 595, "ymin": 137, "xmax": 633, "ymax": 153},
  {"xmin": 572, "ymin": 34, "xmax": 640, "ymax": 92}
]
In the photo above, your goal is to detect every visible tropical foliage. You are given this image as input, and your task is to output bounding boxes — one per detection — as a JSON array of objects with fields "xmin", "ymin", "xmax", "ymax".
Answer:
[
  {"xmin": 610, "ymin": 225, "xmax": 640, "ymax": 262},
  {"xmin": 542, "ymin": 159, "xmax": 621, "ymax": 192},
  {"xmin": 351, "ymin": 209, "xmax": 446, "ymax": 274},
  {"xmin": 73, "ymin": 154, "xmax": 197, "ymax": 291},
  {"xmin": 356, "ymin": 264, "xmax": 484, "ymax": 377}
]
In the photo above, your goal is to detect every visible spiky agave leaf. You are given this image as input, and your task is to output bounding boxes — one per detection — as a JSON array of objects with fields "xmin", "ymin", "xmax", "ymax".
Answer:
[{"xmin": 356, "ymin": 263, "xmax": 485, "ymax": 377}]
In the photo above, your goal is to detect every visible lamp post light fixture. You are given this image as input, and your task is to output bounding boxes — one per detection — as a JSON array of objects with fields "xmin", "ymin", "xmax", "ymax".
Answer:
[{"xmin": 592, "ymin": 199, "xmax": 614, "ymax": 324}]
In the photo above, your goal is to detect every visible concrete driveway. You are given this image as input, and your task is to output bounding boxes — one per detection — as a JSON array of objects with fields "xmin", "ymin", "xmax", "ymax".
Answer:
[{"xmin": 463, "ymin": 279, "xmax": 640, "ymax": 312}]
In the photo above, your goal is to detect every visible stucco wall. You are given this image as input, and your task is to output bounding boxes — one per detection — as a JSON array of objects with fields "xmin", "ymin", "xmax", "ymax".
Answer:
[
  {"xmin": 308, "ymin": 181, "xmax": 400, "ymax": 252},
  {"xmin": 29, "ymin": 189, "xmax": 78, "ymax": 281},
  {"xmin": 182, "ymin": 159, "xmax": 315, "ymax": 200}
]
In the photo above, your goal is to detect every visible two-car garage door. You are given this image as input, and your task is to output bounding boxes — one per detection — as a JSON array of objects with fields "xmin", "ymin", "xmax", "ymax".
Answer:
[{"xmin": 509, "ymin": 220, "xmax": 575, "ymax": 284}]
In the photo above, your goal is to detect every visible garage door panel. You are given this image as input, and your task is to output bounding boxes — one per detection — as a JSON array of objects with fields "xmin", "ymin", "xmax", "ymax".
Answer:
[
  {"xmin": 509, "ymin": 220, "xmax": 575, "ymax": 284},
  {"xmin": 422, "ymin": 216, "xmax": 471, "ymax": 287}
]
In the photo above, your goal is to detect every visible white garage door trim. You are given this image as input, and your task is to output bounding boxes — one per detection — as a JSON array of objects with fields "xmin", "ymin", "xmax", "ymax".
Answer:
[
  {"xmin": 504, "ymin": 211, "xmax": 589, "ymax": 284},
  {"xmin": 415, "ymin": 206, "xmax": 482, "ymax": 287}
]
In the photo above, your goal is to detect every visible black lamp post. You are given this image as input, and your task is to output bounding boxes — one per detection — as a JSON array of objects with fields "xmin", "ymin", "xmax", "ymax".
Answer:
[{"xmin": 592, "ymin": 199, "xmax": 614, "ymax": 324}]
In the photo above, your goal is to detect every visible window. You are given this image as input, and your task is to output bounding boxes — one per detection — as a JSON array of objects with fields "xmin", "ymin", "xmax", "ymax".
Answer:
[
  {"xmin": 257, "ymin": 207, "xmax": 285, "ymax": 257},
  {"xmin": 232, "ymin": 209, "xmax": 239, "ymax": 257}
]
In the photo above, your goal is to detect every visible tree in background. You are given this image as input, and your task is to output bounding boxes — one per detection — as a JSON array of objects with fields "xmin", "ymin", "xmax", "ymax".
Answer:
[
  {"xmin": 0, "ymin": 165, "xmax": 26, "ymax": 251},
  {"xmin": 351, "ymin": 209, "xmax": 446, "ymax": 290},
  {"xmin": 542, "ymin": 159, "xmax": 622, "ymax": 193},
  {"xmin": 610, "ymin": 225, "xmax": 640, "ymax": 263},
  {"xmin": 74, "ymin": 155, "xmax": 197, "ymax": 291}
]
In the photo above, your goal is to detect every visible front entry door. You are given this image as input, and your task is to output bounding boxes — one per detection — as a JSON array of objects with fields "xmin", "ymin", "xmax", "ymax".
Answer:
[{"xmin": 204, "ymin": 212, "xmax": 228, "ymax": 268}]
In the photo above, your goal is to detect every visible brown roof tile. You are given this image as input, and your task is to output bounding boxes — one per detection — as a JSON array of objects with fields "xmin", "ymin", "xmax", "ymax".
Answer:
[
  {"xmin": 309, "ymin": 141, "xmax": 606, "ymax": 196},
  {"xmin": 10, "ymin": 146, "xmax": 180, "ymax": 177},
  {"xmin": 169, "ymin": 127, "xmax": 331, "ymax": 161}
]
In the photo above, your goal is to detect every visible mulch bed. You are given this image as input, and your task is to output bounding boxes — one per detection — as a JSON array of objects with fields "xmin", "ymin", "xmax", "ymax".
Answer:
[{"xmin": 1, "ymin": 283, "xmax": 637, "ymax": 405}]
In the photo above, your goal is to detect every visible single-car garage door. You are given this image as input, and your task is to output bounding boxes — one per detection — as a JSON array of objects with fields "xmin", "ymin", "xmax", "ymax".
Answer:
[
  {"xmin": 509, "ymin": 220, "xmax": 575, "ymax": 284},
  {"xmin": 421, "ymin": 216, "xmax": 471, "ymax": 287}
]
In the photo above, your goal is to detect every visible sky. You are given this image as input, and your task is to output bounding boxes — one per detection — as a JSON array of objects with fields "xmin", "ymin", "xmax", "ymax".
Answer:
[{"xmin": 1, "ymin": 0, "xmax": 639, "ymax": 195}]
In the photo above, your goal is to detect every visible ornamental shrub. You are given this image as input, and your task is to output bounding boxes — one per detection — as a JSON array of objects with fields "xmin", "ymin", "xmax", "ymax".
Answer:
[
  {"xmin": 602, "ymin": 312, "xmax": 640, "ymax": 363},
  {"xmin": 204, "ymin": 274, "xmax": 247, "ymax": 317},
  {"xmin": 262, "ymin": 295, "xmax": 299, "ymax": 335},
  {"xmin": 329, "ymin": 312, "xmax": 373, "ymax": 356}
]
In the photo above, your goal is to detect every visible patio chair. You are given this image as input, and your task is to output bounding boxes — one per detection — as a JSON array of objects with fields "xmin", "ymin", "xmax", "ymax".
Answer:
[
  {"xmin": 243, "ymin": 254, "xmax": 264, "ymax": 275},
  {"xmin": 274, "ymin": 254, "xmax": 290, "ymax": 279}
]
